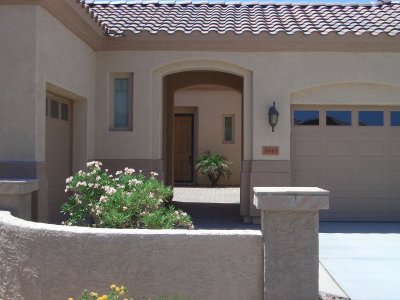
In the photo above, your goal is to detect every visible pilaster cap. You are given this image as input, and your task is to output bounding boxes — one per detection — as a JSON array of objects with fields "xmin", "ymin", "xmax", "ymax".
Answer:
[{"xmin": 253, "ymin": 187, "xmax": 329, "ymax": 211}]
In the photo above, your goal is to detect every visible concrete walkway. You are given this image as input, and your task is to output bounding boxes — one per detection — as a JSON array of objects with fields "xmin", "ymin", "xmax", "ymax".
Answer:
[{"xmin": 319, "ymin": 222, "xmax": 400, "ymax": 300}]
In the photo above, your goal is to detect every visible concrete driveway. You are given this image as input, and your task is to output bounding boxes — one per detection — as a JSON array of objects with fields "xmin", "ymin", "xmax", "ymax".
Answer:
[
  {"xmin": 319, "ymin": 222, "xmax": 400, "ymax": 300},
  {"xmin": 172, "ymin": 189, "xmax": 400, "ymax": 299}
]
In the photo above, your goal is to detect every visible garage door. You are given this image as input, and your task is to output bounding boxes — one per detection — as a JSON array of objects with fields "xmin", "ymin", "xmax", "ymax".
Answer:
[
  {"xmin": 46, "ymin": 94, "xmax": 72, "ymax": 224},
  {"xmin": 291, "ymin": 106, "xmax": 400, "ymax": 221}
]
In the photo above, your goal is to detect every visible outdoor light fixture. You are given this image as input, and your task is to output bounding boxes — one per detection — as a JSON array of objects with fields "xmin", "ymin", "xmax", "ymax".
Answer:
[{"xmin": 268, "ymin": 101, "xmax": 279, "ymax": 132}]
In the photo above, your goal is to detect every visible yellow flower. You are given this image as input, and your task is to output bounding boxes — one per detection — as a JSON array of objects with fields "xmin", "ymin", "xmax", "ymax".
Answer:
[
  {"xmin": 110, "ymin": 284, "xmax": 117, "ymax": 289},
  {"xmin": 68, "ymin": 298, "xmax": 74, "ymax": 300},
  {"xmin": 90, "ymin": 292, "xmax": 98, "ymax": 297},
  {"xmin": 115, "ymin": 287, "xmax": 120, "ymax": 292},
  {"xmin": 119, "ymin": 289, "xmax": 126, "ymax": 295}
]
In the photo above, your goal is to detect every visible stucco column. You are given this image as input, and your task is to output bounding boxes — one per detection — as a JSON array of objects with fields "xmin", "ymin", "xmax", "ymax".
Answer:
[
  {"xmin": 254, "ymin": 187, "xmax": 329, "ymax": 300},
  {"xmin": 0, "ymin": 180, "xmax": 39, "ymax": 221}
]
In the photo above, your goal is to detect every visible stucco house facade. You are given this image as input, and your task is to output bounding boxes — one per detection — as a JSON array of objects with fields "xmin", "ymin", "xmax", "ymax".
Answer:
[{"xmin": 1, "ymin": 0, "xmax": 399, "ymax": 223}]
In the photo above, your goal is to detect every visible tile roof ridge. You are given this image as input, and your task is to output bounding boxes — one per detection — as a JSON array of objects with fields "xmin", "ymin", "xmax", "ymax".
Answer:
[{"xmin": 80, "ymin": 0, "xmax": 396, "ymax": 6}]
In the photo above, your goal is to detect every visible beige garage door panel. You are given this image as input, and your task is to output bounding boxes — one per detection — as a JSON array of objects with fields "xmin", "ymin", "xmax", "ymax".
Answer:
[
  {"xmin": 291, "ymin": 107, "xmax": 400, "ymax": 221},
  {"xmin": 389, "ymin": 141, "xmax": 400, "ymax": 156}
]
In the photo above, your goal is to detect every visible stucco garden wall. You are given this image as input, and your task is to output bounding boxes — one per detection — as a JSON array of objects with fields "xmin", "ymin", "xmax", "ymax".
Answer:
[{"xmin": 0, "ymin": 211, "xmax": 263, "ymax": 300}]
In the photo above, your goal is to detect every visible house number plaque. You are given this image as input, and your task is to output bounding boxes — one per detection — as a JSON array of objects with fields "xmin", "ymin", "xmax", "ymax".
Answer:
[{"xmin": 262, "ymin": 146, "xmax": 279, "ymax": 155}]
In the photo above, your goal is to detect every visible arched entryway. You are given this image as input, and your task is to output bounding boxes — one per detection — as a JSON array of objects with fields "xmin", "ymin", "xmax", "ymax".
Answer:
[
  {"xmin": 153, "ymin": 61, "xmax": 253, "ymax": 221},
  {"xmin": 163, "ymin": 71, "xmax": 243, "ymax": 189}
]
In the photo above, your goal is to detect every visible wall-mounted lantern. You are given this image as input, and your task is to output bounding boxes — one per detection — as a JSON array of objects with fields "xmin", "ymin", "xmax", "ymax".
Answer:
[{"xmin": 268, "ymin": 101, "xmax": 279, "ymax": 132}]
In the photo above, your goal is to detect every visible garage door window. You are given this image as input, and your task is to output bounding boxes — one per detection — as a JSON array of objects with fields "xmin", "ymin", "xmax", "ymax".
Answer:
[
  {"xmin": 326, "ymin": 110, "xmax": 351, "ymax": 126},
  {"xmin": 294, "ymin": 110, "xmax": 319, "ymax": 125},
  {"xmin": 61, "ymin": 103, "xmax": 69, "ymax": 121},
  {"xmin": 50, "ymin": 100, "xmax": 59, "ymax": 119},
  {"xmin": 391, "ymin": 111, "xmax": 400, "ymax": 126},
  {"xmin": 358, "ymin": 111, "xmax": 384, "ymax": 126}
]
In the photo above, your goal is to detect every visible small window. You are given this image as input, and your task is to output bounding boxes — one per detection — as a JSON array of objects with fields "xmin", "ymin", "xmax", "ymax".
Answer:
[
  {"xmin": 50, "ymin": 99, "xmax": 59, "ymax": 119},
  {"xmin": 112, "ymin": 75, "xmax": 132, "ymax": 130},
  {"xmin": 223, "ymin": 115, "xmax": 234, "ymax": 143},
  {"xmin": 61, "ymin": 103, "xmax": 69, "ymax": 121},
  {"xmin": 391, "ymin": 111, "xmax": 400, "ymax": 126},
  {"xmin": 326, "ymin": 111, "xmax": 351, "ymax": 126},
  {"xmin": 294, "ymin": 110, "xmax": 319, "ymax": 125},
  {"xmin": 358, "ymin": 111, "xmax": 384, "ymax": 126}
]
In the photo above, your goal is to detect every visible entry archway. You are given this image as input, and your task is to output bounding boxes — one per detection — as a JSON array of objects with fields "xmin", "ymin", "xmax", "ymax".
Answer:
[{"xmin": 163, "ymin": 71, "xmax": 243, "ymax": 188}]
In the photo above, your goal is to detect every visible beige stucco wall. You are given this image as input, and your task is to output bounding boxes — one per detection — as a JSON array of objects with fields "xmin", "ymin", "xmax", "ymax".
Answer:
[
  {"xmin": 0, "ymin": 5, "xmax": 38, "ymax": 160},
  {"xmin": 0, "ymin": 5, "xmax": 96, "ymax": 221},
  {"xmin": 0, "ymin": 211, "xmax": 263, "ymax": 300},
  {"xmin": 291, "ymin": 82, "xmax": 400, "ymax": 106},
  {"xmin": 96, "ymin": 51, "xmax": 400, "ymax": 218},
  {"xmin": 96, "ymin": 51, "xmax": 400, "ymax": 162},
  {"xmin": 36, "ymin": 7, "xmax": 96, "ymax": 169},
  {"xmin": 0, "ymin": 5, "xmax": 96, "ymax": 166},
  {"xmin": 175, "ymin": 85, "xmax": 242, "ymax": 185},
  {"xmin": 1, "ymin": 4, "xmax": 400, "ymax": 220}
]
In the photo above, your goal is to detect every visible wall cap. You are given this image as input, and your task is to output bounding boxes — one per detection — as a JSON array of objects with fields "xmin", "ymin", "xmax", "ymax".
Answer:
[
  {"xmin": 0, "ymin": 211, "xmax": 262, "ymax": 236},
  {"xmin": 253, "ymin": 187, "xmax": 329, "ymax": 211},
  {"xmin": 0, "ymin": 179, "xmax": 39, "ymax": 195}
]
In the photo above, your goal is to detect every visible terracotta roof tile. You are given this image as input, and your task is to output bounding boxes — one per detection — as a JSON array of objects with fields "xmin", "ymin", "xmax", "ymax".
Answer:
[{"xmin": 79, "ymin": 1, "xmax": 400, "ymax": 36}]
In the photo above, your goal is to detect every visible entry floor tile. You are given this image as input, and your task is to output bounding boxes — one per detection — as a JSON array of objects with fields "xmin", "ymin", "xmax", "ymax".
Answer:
[{"xmin": 173, "ymin": 187, "xmax": 240, "ymax": 204}]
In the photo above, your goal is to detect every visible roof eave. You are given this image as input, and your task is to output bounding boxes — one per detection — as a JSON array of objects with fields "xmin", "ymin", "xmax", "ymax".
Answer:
[{"xmin": 100, "ymin": 31, "xmax": 400, "ymax": 52}]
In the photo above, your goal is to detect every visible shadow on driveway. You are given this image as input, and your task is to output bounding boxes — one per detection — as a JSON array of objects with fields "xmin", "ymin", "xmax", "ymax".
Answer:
[{"xmin": 320, "ymin": 221, "xmax": 400, "ymax": 233}]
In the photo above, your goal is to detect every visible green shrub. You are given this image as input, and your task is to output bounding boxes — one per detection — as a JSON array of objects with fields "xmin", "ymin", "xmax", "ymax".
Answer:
[
  {"xmin": 62, "ymin": 161, "xmax": 193, "ymax": 229},
  {"xmin": 195, "ymin": 151, "xmax": 232, "ymax": 187}
]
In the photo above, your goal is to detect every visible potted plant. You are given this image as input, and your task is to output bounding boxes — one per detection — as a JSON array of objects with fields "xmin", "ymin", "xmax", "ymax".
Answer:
[{"xmin": 195, "ymin": 151, "xmax": 232, "ymax": 187}]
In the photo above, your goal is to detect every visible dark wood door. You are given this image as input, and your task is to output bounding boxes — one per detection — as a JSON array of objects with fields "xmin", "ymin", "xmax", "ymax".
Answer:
[{"xmin": 174, "ymin": 114, "xmax": 194, "ymax": 183}]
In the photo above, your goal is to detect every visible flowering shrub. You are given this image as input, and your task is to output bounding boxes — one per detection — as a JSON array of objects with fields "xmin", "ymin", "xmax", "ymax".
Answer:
[
  {"xmin": 62, "ymin": 161, "xmax": 193, "ymax": 229},
  {"xmin": 68, "ymin": 284, "xmax": 189, "ymax": 300},
  {"xmin": 69, "ymin": 284, "xmax": 130, "ymax": 300}
]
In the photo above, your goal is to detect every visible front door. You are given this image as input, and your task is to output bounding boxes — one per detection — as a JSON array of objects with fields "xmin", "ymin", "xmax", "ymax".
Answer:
[{"xmin": 174, "ymin": 114, "xmax": 194, "ymax": 183}]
